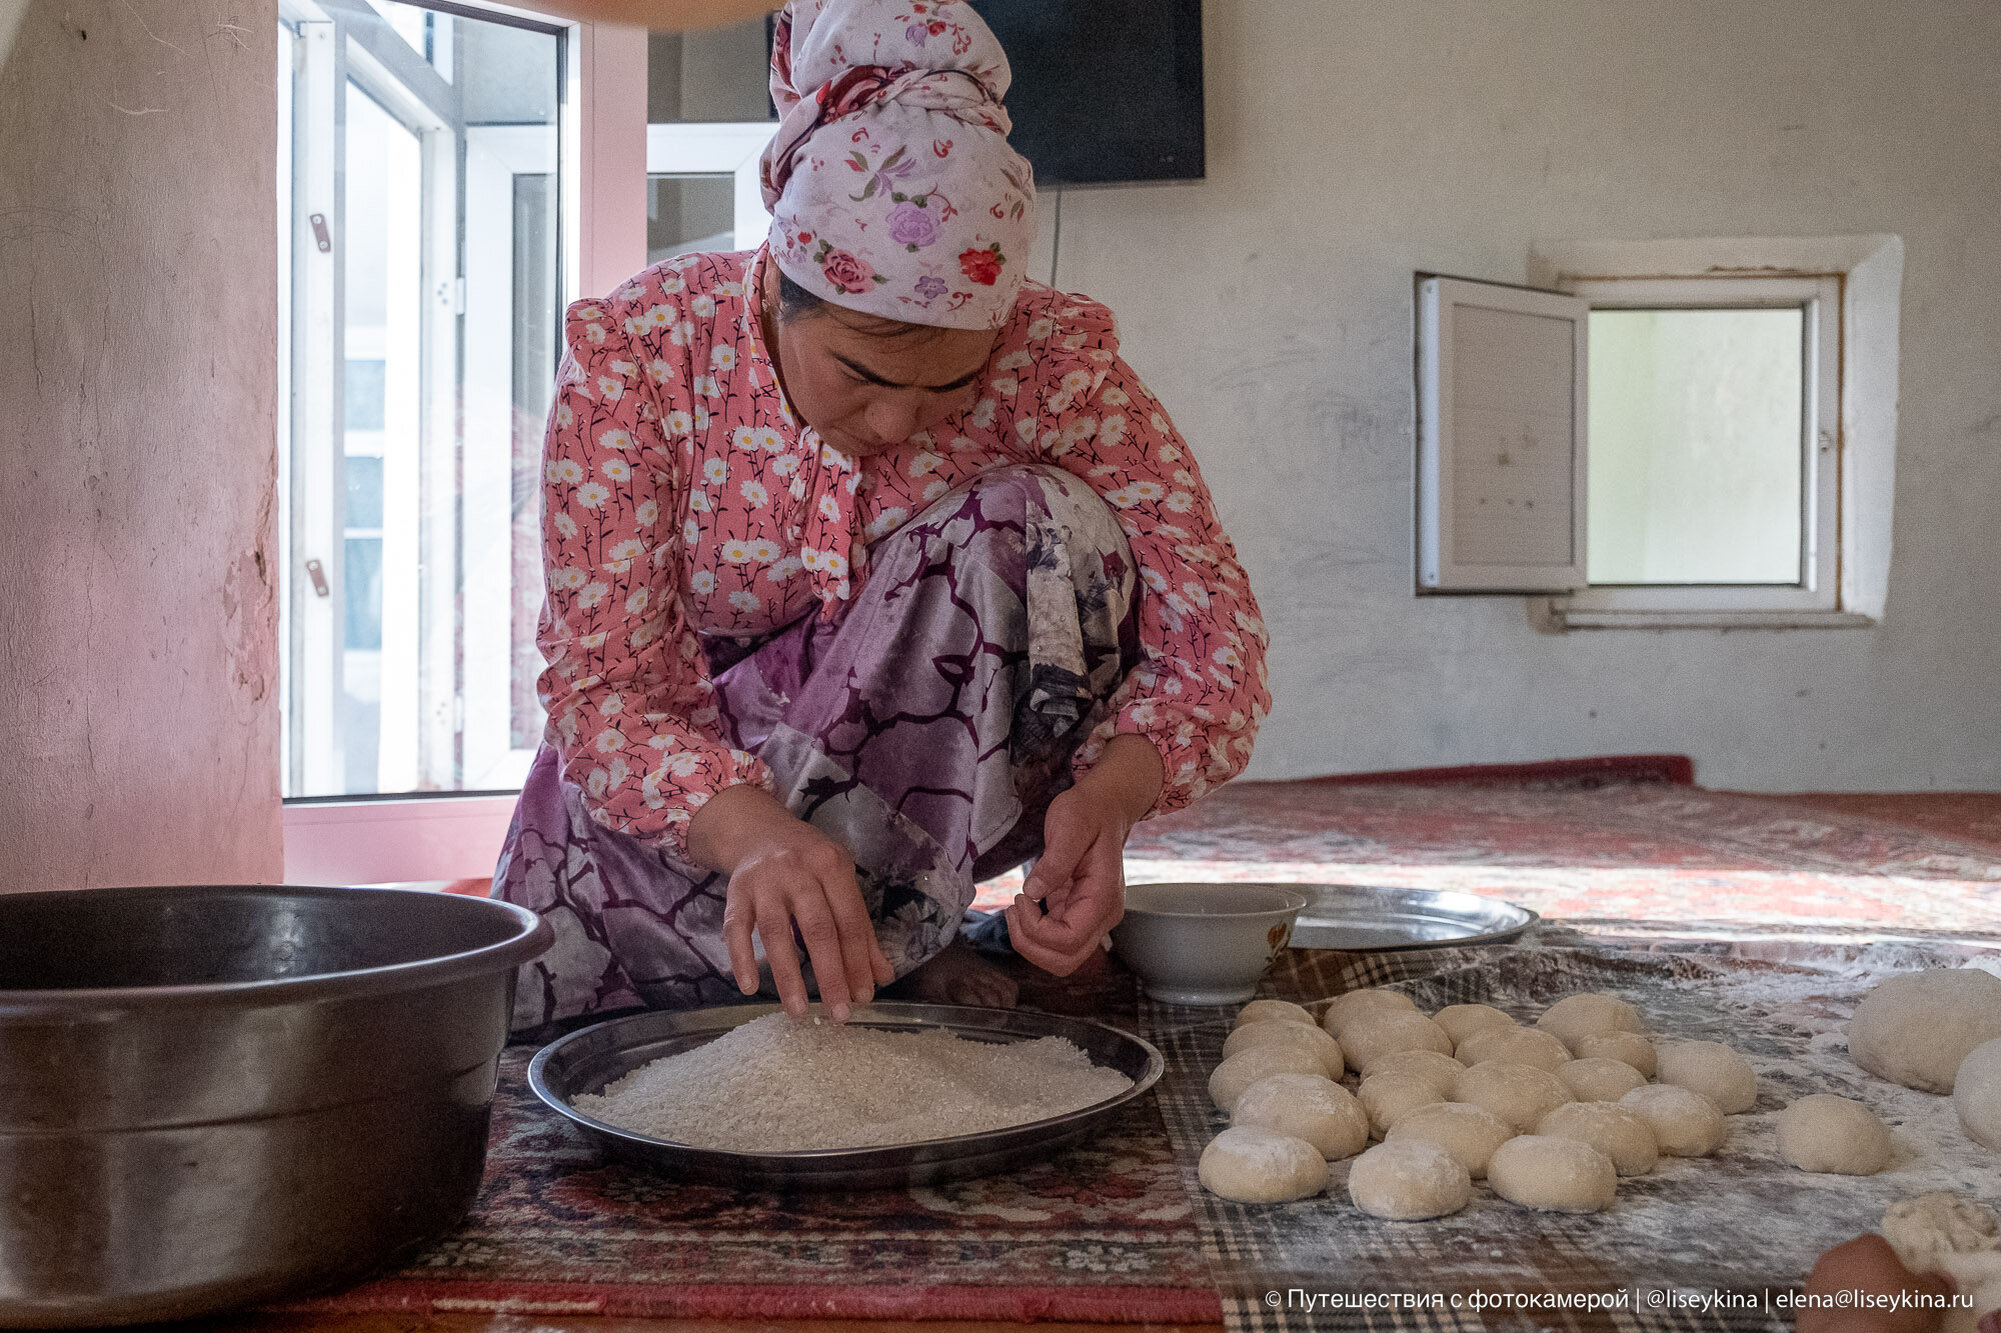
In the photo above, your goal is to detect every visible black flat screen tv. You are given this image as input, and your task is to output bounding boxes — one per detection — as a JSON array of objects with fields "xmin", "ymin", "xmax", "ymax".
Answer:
[{"xmin": 966, "ymin": 0, "xmax": 1205, "ymax": 187}]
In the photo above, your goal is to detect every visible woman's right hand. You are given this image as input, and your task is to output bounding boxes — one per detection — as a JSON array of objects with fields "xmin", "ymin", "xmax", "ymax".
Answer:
[
  {"xmin": 1802, "ymin": 1235, "xmax": 1952, "ymax": 1333},
  {"xmin": 686, "ymin": 784, "xmax": 894, "ymax": 1022}
]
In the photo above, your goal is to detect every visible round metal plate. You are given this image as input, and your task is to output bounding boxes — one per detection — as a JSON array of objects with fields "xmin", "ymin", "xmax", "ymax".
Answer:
[
  {"xmin": 1279, "ymin": 883, "xmax": 1539, "ymax": 951},
  {"xmin": 527, "ymin": 1002, "xmax": 1164, "ymax": 1190}
]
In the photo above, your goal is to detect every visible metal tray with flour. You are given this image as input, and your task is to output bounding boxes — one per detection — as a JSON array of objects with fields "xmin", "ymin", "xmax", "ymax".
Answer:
[
  {"xmin": 528, "ymin": 1001, "xmax": 1164, "ymax": 1190},
  {"xmin": 1285, "ymin": 883, "xmax": 1538, "ymax": 951}
]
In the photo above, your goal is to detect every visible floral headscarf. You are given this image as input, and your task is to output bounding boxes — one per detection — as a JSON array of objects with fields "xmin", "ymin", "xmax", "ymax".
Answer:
[{"xmin": 758, "ymin": 0, "xmax": 1036, "ymax": 330}]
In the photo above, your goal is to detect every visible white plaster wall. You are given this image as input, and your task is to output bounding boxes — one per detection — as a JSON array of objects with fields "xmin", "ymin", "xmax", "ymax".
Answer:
[
  {"xmin": 0, "ymin": 0, "xmax": 282, "ymax": 889},
  {"xmin": 1050, "ymin": 0, "xmax": 2001, "ymax": 792}
]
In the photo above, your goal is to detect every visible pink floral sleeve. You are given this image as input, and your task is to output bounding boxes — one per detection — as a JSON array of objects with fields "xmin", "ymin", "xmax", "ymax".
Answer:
[
  {"xmin": 1019, "ymin": 305, "xmax": 1272, "ymax": 816},
  {"xmin": 537, "ymin": 298, "xmax": 775, "ymax": 859}
]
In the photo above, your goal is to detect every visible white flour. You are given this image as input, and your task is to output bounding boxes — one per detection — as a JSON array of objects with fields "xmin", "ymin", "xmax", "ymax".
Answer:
[{"xmin": 574, "ymin": 1012, "xmax": 1133, "ymax": 1153}]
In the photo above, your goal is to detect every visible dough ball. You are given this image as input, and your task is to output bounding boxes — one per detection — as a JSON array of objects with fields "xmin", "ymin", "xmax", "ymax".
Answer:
[
  {"xmin": 1573, "ymin": 1030, "xmax": 1659, "ymax": 1078},
  {"xmin": 1881, "ymin": 1193, "xmax": 2001, "ymax": 1274},
  {"xmin": 1848, "ymin": 968, "xmax": 2001, "ymax": 1094},
  {"xmin": 1433, "ymin": 1003, "xmax": 1516, "ymax": 1046},
  {"xmin": 1234, "ymin": 999, "xmax": 1317, "ymax": 1030},
  {"xmin": 1386, "ymin": 1101, "xmax": 1515, "ymax": 1178},
  {"xmin": 1953, "ymin": 1036, "xmax": 2001, "ymax": 1151},
  {"xmin": 1198, "ymin": 1126, "xmax": 1329, "ymax": 1203},
  {"xmin": 1210, "ymin": 1045, "xmax": 1325, "ymax": 1113},
  {"xmin": 1536, "ymin": 992, "xmax": 1645, "ymax": 1049},
  {"xmin": 1486, "ymin": 1134, "xmax": 1618, "ymax": 1213},
  {"xmin": 1557, "ymin": 1056, "xmax": 1648, "ymax": 1103},
  {"xmin": 1232, "ymin": 1073, "xmax": 1369, "ymax": 1160},
  {"xmin": 1320, "ymin": 988, "xmax": 1418, "ymax": 1038},
  {"xmin": 1456, "ymin": 1025, "xmax": 1573, "ymax": 1073},
  {"xmin": 1451, "ymin": 1060, "xmax": 1574, "ymax": 1132},
  {"xmin": 1340, "ymin": 1011, "xmax": 1455, "ymax": 1071},
  {"xmin": 1655, "ymin": 1039, "xmax": 1759, "ymax": 1114},
  {"xmin": 1359, "ymin": 1047, "xmax": 1464, "ymax": 1095},
  {"xmin": 1620, "ymin": 1084, "xmax": 1727, "ymax": 1156},
  {"xmin": 1358, "ymin": 1070, "xmax": 1447, "ymax": 1137},
  {"xmin": 1537, "ymin": 1100, "xmax": 1660, "ymax": 1176},
  {"xmin": 1223, "ymin": 1019, "xmax": 1346, "ymax": 1080},
  {"xmin": 1346, "ymin": 1139, "xmax": 1472, "ymax": 1220},
  {"xmin": 1776, "ymin": 1093, "xmax": 1892, "ymax": 1175}
]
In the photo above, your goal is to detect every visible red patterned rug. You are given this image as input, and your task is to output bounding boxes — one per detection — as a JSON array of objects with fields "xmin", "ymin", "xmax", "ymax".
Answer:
[
  {"xmin": 971, "ymin": 769, "xmax": 2001, "ymax": 935},
  {"xmin": 1747, "ymin": 791, "xmax": 2001, "ymax": 857},
  {"xmin": 274, "ymin": 962, "xmax": 1220, "ymax": 1323},
  {"xmin": 328, "ymin": 762, "xmax": 1999, "ymax": 1322},
  {"xmin": 1112, "ymin": 779, "xmax": 2001, "ymax": 935}
]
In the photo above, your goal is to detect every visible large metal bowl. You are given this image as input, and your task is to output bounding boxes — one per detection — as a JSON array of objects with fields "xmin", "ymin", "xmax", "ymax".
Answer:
[{"xmin": 0, "ymin": 883, "xmax": 551, "ymax": 1328}]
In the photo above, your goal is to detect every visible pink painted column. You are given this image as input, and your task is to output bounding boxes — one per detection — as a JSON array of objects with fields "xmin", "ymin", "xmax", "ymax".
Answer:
[{"xmin": 0, "ymin": 0, "xmax": 283, "ymax": 890}]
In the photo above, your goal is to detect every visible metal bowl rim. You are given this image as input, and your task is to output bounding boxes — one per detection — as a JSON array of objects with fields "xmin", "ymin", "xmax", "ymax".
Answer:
[
  {"xmin": 527, "ymin": 1000, "xmax": 1165, "ymax": 1164},
  {"xmin": 0, "ymin": 883, "xmax": 553, "ymax": 1016},
  {"xmin": 1285, "ymin": 881, "xmax": 1541, "ymax": 951}
]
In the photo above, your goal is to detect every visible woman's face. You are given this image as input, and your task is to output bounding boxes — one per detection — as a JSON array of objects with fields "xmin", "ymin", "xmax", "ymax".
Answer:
[{"xmin": 764, "ymin": 267, "xmax": 999, "ymax": 458}]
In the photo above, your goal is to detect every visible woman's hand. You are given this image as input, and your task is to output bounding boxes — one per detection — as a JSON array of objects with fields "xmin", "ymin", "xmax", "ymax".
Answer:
[
  {"xmin": 1802, "ymin": 1235, "xmax": 1952, "ymax": 1333},
  {"xmin": 1007, "ymin": 734, "xmax": 1164, "ymax": 976},
  {"xmin": 686, "ymin": 784, "xmax": 894, "ymax": 1022}
]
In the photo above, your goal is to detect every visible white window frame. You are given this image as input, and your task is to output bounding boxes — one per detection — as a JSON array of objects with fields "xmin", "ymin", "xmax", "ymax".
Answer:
[
  {"xmin": 462, "ymin": 123, "xmax": 558, "ymax": 792},
  {"xmin": 281, "ymin": 0, "xmax": 648, "ymax": 885},
  {"xmin": 1528, "ymin": 234, "xmax": 1902, "ymax": 631},
  {"xmin": 345, "ymin": 17, "xmax": 459, "ymax": 795}
]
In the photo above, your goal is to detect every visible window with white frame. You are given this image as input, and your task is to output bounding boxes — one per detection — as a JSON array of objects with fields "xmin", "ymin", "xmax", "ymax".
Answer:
[
  {"xmin": 1570, "ymin": 273, "xmax": 1839, "ymax": 613},
  {"xmin": 278, "ymin": 1, "xmax": 712, "ymax": 883},
  {"xmin": 645, "ymin": 18, "xmax": 776, "ymax": 263},
  {"xmin": 1415, "ymin": 235, "xmax": 1903, "ymax": 629},
  {"xmin": 278, "ymin": 0, "xmax": 564, "ymax": 800}
]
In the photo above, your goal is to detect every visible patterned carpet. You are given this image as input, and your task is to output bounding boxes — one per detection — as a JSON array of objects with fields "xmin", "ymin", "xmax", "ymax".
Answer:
[
  {"xmin": 976, "ymin": 778, "xmax": 2001, "ymax": 938},
  {"xmin": 278, "ymin": 958, "xmax": 1222, "ymax": 1323},
  {"xmin": 360, "ymin": 769, "xmax": 2001, "ymax": 1323}
]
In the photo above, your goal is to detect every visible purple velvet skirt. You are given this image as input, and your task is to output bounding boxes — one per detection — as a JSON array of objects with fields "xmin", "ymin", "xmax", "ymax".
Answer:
[{"xmin": 493, "ymin": 464, "xmax": 1139, "ymax": 1033}]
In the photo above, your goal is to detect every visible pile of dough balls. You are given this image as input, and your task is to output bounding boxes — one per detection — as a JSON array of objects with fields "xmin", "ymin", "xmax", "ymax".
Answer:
[
  {"xmin": 1845, "ymin": 967, "xmax": 2001, "ymax": 1153},
  {"xmin": 1195, "ymin": 985, "xmax": 1856, "ymax": 1216}
]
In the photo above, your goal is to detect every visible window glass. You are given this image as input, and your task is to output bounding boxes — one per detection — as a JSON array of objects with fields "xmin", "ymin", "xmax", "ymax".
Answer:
[
  {"xmin": 365, "ymin": 0, "xmax": 453, "ymax": 81},
  {"xmin": 648, "ymin": 174, "xmax": 738, "ymax": 264},
  {"xmin": 1585, "ymin": 308, "xmax": 1804, "ymax": 585},
  {"xmin": 343, "ymin": 359, "xmax": 387, "ymax": 431},
  {"xmin": 280, "ymin": 0, "xmax": 561, "ymax": 797},
  {"xmin": 344, "ymin": 538, "xmax": 385, "ymax": 652},
  {"xmin": 345, "ymin": 455, "xmax": 384, "ymax": 531}
]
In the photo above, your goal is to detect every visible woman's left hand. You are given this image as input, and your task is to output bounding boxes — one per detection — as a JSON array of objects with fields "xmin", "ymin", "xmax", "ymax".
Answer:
[{"xmin": 1007, "ymin": 734, "xmax": 1164, "ymax": 976}]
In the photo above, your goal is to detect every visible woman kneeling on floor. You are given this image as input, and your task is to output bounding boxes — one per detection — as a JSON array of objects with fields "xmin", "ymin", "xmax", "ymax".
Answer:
[{"xmin": 494, "ymin": 0, "xmax": 1268, "ymax": 1033}]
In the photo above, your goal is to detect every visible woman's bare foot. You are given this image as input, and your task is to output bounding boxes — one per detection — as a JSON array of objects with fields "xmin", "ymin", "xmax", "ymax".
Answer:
[{"xmin": 884, "ymin": 938, "xmax": 1020, "ymax": 1009}]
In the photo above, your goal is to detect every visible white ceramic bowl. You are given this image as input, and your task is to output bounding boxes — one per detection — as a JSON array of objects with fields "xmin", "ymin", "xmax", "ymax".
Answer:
[{"xmin": 1110, "ymin": 883, "xmax": 1309, "ymax": 1006}]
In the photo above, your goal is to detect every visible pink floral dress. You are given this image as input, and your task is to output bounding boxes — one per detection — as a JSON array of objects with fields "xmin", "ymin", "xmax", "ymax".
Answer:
[{"xmin": 493, "ymin": 244, "xmax": 1269, "ymax": 1026}]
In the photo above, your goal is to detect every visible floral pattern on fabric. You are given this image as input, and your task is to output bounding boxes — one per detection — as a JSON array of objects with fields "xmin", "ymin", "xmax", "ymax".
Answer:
[
  {"xmin": 499, "ymin": 465, "xmax": 1141, "ymax": 1030},
  {"xmin": 759, "ymin": 0, "xmax": 1034, "ymax": 329},
  {"xmin": 534, "ymin": 246, "xmax": 1269, "ymax": 862}
]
